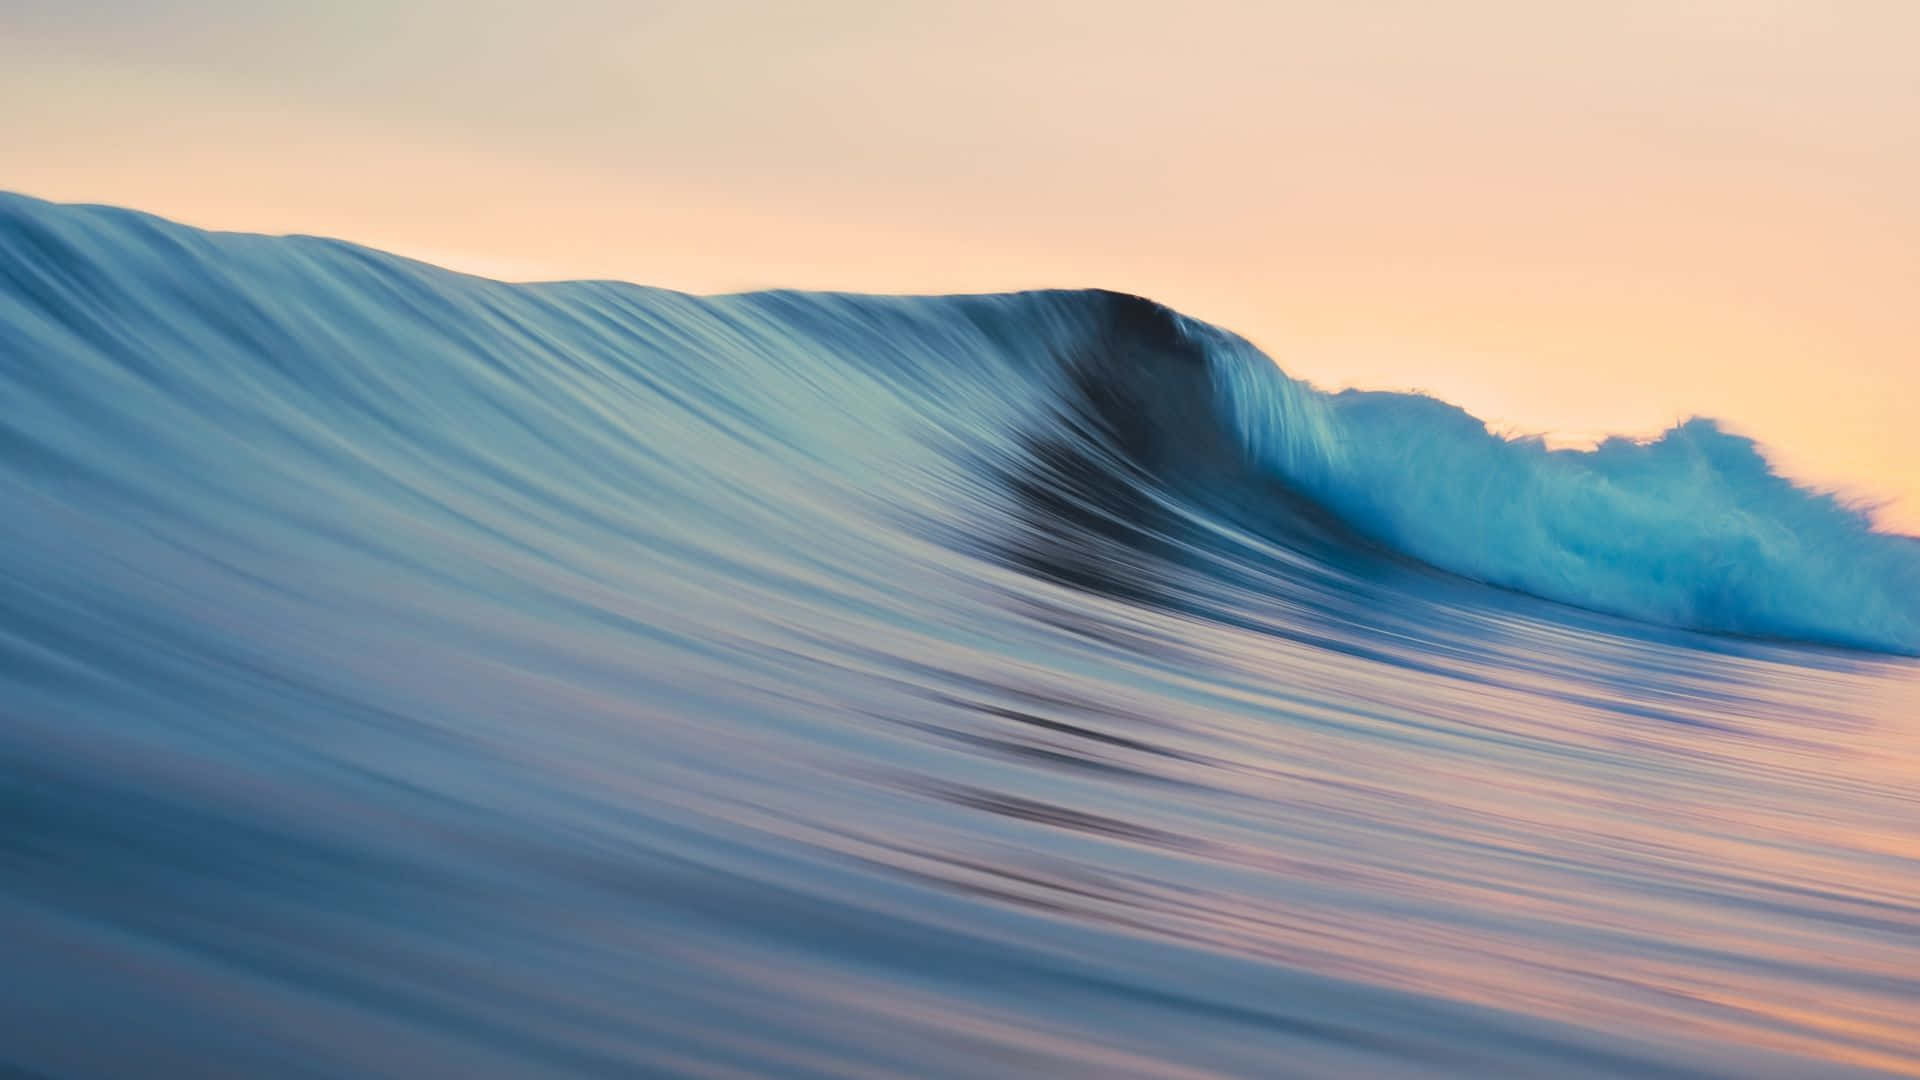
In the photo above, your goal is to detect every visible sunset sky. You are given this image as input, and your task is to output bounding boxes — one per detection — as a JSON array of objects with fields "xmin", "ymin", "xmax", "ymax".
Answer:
[{"xmin": 5, "ymin": 1, "xmax": 1916, "ymax": 529}]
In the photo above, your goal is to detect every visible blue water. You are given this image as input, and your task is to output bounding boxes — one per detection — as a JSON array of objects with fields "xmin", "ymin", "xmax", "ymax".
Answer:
[{"xmin": 3, "ymin": 193, "xmax": 1917, "ymax": 1078}]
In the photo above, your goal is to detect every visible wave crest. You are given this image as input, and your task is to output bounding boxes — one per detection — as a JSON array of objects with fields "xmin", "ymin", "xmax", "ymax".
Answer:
[{"xmin": 1205, "ymin": 324, "xmax": 1920, "ymax": 651}]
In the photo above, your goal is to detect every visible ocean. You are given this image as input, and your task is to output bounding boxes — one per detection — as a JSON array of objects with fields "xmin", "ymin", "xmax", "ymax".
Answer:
[{"xmin": 3, "ymin": 193, "xmax": 1916, "ymax": 1078}]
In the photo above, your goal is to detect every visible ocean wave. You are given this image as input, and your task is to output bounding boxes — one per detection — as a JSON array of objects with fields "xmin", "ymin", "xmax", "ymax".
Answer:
[{"xmin": 4, "ymin": 193, "xmax": 1915, "ymax": 656}]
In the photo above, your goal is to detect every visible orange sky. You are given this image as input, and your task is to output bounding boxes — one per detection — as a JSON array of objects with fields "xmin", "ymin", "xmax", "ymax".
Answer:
[{"xmin": 4, "ymin": 2, "xmax": 1915, "ymax": 530}]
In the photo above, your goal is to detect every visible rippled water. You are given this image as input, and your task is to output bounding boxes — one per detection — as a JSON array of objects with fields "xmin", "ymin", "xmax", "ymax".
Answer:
[{"xmin": 3, "ymin": 194, "xmax": 1917, "ymax": 1078}]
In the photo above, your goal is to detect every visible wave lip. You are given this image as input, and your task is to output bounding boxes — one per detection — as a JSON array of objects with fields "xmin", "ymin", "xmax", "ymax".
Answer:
[{"xmin": 1200, "ymin": 323, "xmax": 1920, "ymax": 654}]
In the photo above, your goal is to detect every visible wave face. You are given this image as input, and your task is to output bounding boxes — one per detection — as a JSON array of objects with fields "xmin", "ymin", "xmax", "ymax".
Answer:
[{"xmin": 4, "ymin": 193, "xmax": 1919, "ymax": 1078}]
